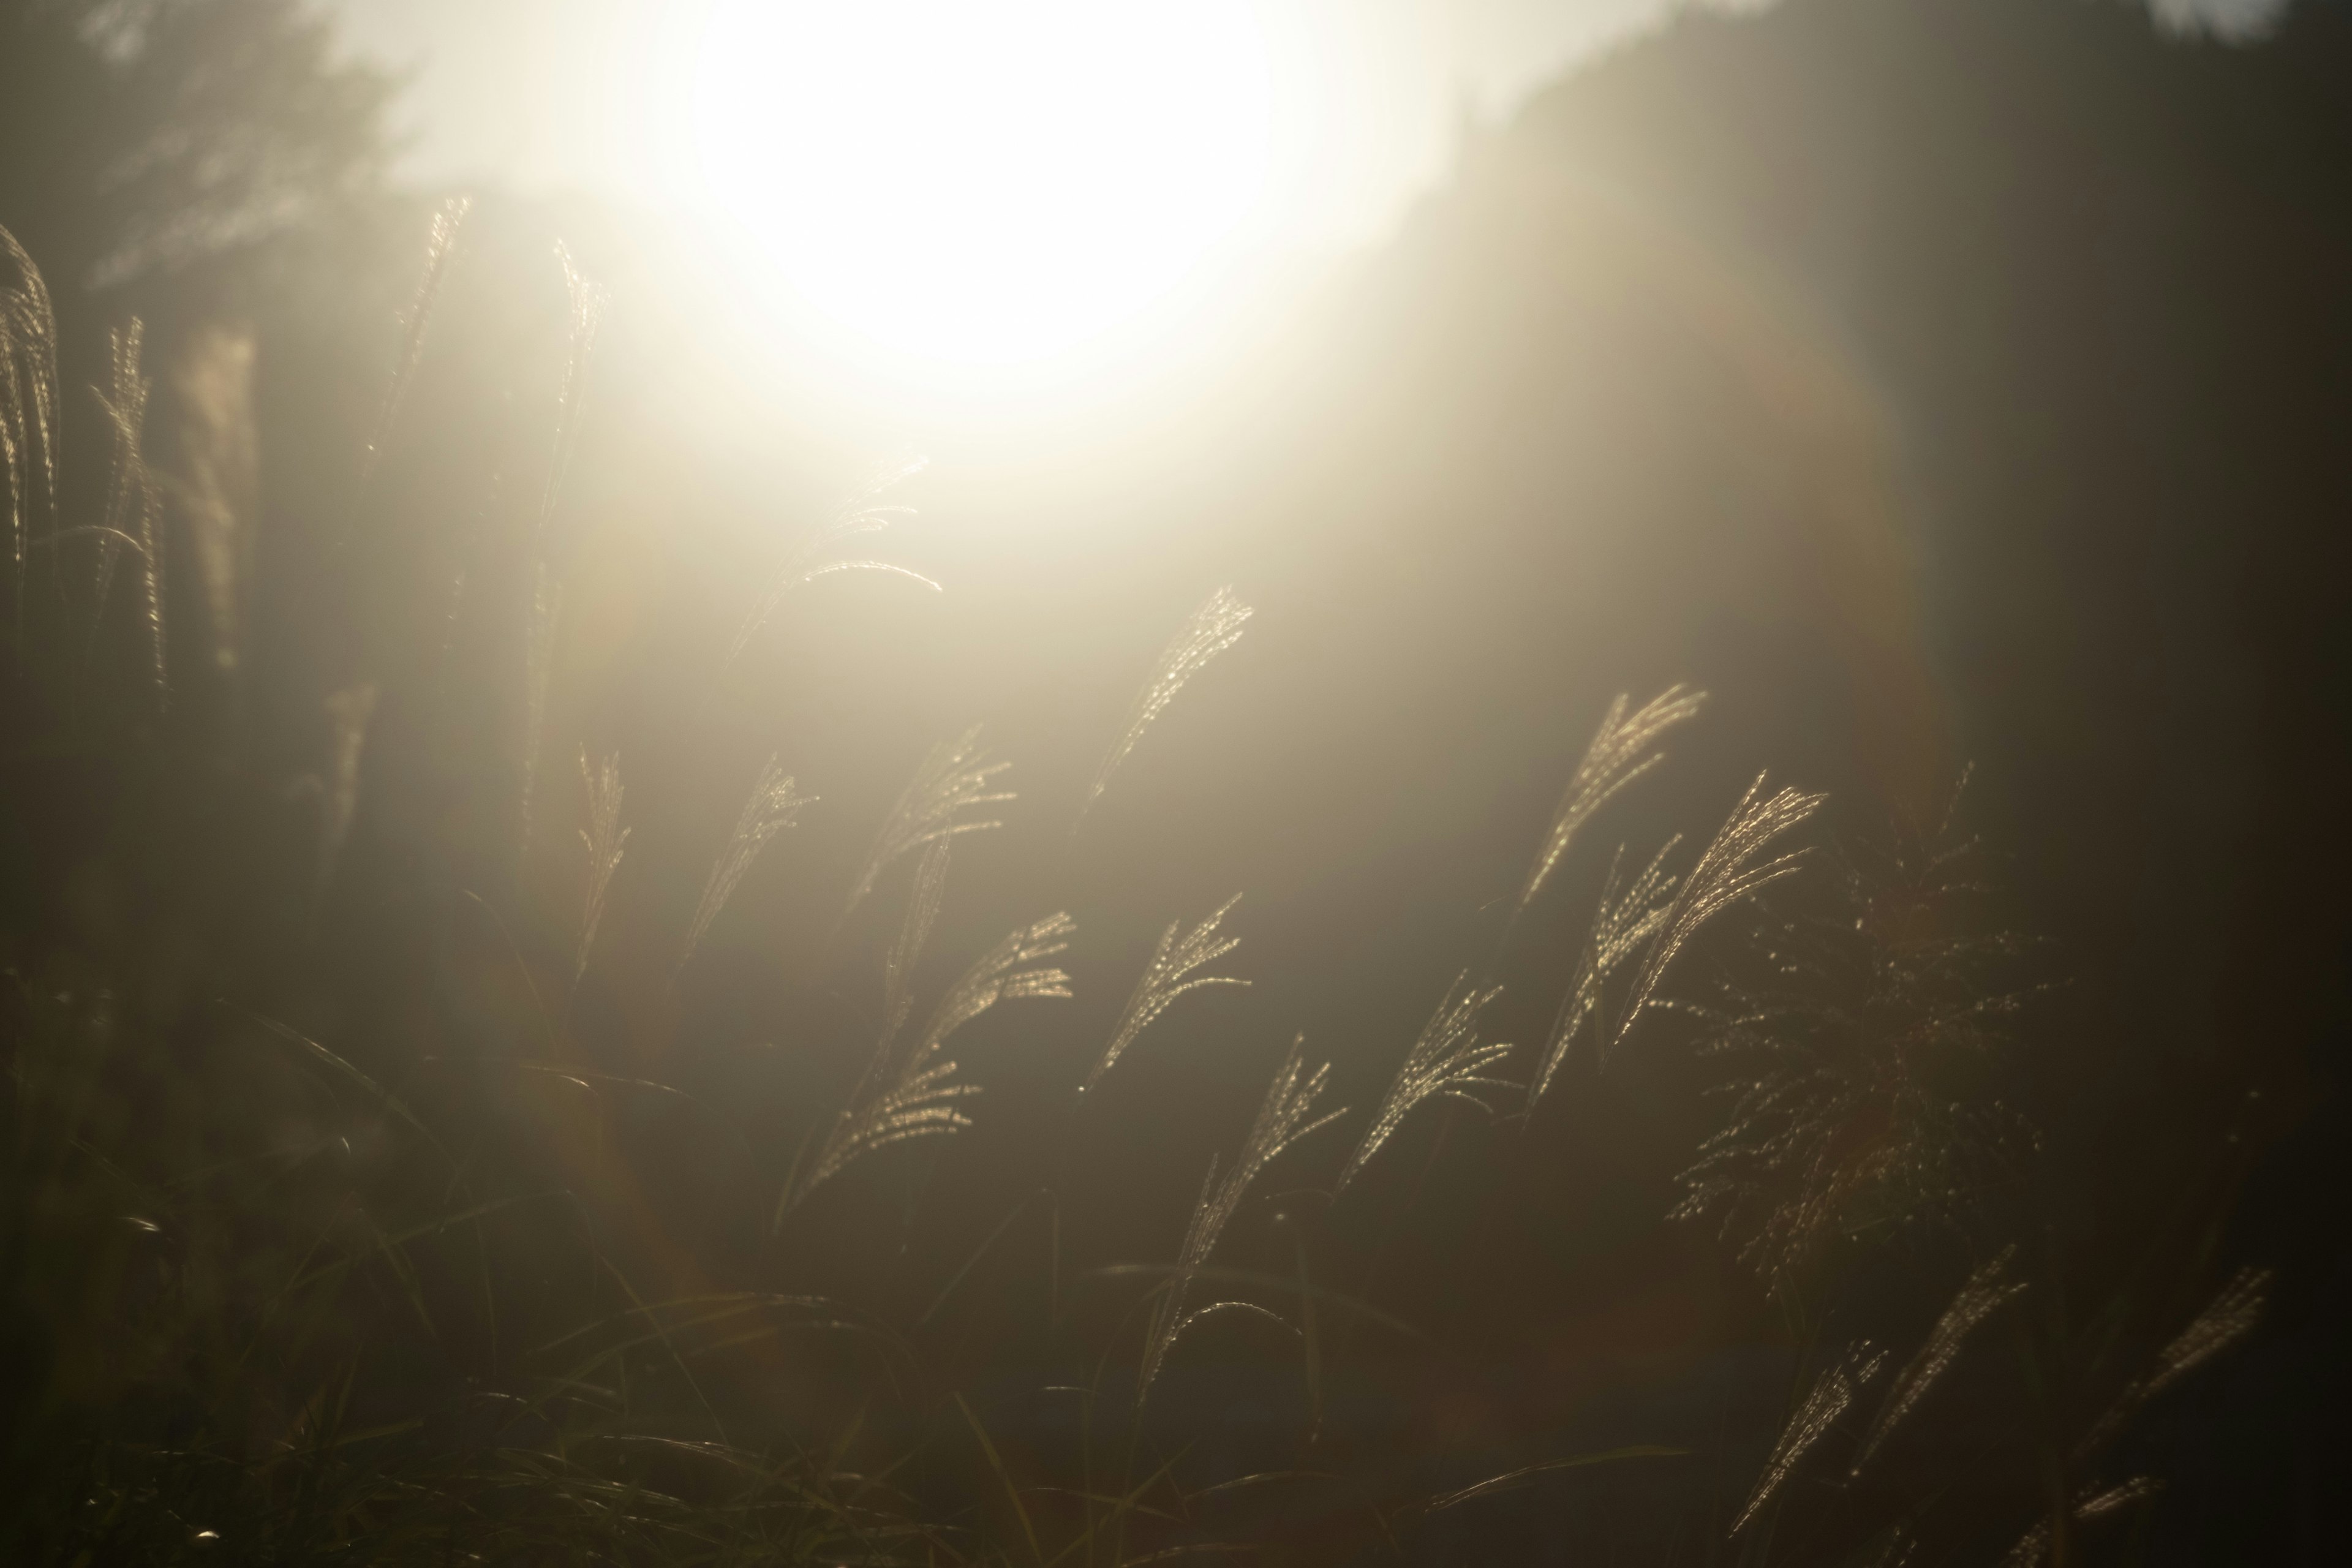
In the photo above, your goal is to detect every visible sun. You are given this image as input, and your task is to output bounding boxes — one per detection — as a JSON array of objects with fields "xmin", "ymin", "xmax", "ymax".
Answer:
[{"xmin": 688, "ymin": 0, "xmax": 1278, "ymax": 369}]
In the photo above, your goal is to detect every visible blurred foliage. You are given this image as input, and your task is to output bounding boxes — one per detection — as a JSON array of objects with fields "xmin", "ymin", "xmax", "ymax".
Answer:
[{"xmin": 4, "ymin": 1, "xmax": 2349, "ymax": 1564}]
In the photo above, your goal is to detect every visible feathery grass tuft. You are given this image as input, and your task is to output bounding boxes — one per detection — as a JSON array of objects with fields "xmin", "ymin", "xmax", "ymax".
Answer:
[
  {"xmin": 317, "ymin": 683, "xmax": 379, "ymax": 910},
  {"xmin": 1335, "ymin": 974, "xmax": 1510, "ymax": 1193},
  {"xmin": 1516, "ymin": 686, "xmax": 1706, "ymax": 914},
  {"xmin": 1530, "ymin": 840, "xmax": 1679, "ymax": 1112},
  {"xmin": 539, "ymin": 241, "xmax": 607, "ymax": 549},
  {"xmin": 1, "ymin": 223, "xmax": 60, "ymax": 638},
  {"xmin": 1853, "ymin": 1247, "xmax": 2026, "ymax": 1474},
  {"xmin": 2074, "ymin": 1267, "xmax": 2271, "ymax": 1461},
  {"xmin": 1731, "ymin": 1342, "xmax": 1885, "ymax": 1537},
  {"xmin": 1085, "ymin": 895, "xmax": 1250, "ymax": 1091},
  {"xmin": 1084, "ymin": 584, "xmax": 1252, "ymax": 815},
  {"xmin": 843, "ymin": 725, "xmax": 1013, "ymax": 917},
  {"xmin": 519, "ymin": 563, "xmax": 562, "ymax": 846},
  {"xmin": 878, "ymin": 837, "xmax": 954, "ymax": 1066},
  {"xmin": 1998, "ymin": 1477, "xmax": 2163, "ymax": 1568},
  {"xmin": 1609, "ymin": 773, "xmax": 1825, "ymax": 1062},
  {"xmin": 573, "ymin": 748, "xmax": 630, "ymax": 986},
  {"xmin": 1140, "ymin": 1033, "xmax": 1345, "ymax": 1398},
  {"xmin": 91, "ymin": 319, "xmax": 167, "ymax": 697},
  {"xmin": 786, "ymin": 905, "xmax": 1074, "ymax": 1220},
  {"xmin": 361, "ymin": 195, "xmax": 469, "ymax": 486},
  {"xmin": 728, "ymin": 456, "xmax": 939, "ymax": 667},
  {"xmin": 678, "ymin": 754, "xmax": 814, "ymax": 977}
]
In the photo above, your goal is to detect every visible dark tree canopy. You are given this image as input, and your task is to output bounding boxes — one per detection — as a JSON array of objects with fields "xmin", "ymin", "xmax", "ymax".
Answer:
[{"xmin": 0, "ymin": 0, "xmax": 391, "ymax": 300}]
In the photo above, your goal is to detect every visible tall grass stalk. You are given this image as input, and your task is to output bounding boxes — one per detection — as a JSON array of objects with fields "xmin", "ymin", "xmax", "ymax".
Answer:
[
  {"xmin": 1608, "ymin": 774, "xmax": 1825, "ymax": 1062},
  {"xmin": 1515, "ymin": 686, "xmax": 1706, "ymax": 914},
  {"xmin": 1731, "ymin": 1343, "xmax": 1885, "ymax": 1537},
  {"xmin": 677, "ymin": 753, "xmax": 813, "ymax": 978},
  {"xmin": 1083, "ymin": 584, "xmax": 1251, "ymax": 816},
  {"xmin": 1, "ymin": 223, "xmax": 60, "ymax": 641},
  {"xmin": 1085, "ymin": 894, "xmax": 1250, "ymax": 1092},
  {"xmin": 842, "ymin": 725, "xmax": 1012, "ymax": 918},
  {"xmin": 728, "ymin": 455, "xmax": 939, "ymax": 668},
  {"xmin": 1529, "ymin": 840, "xmax": 1679, "ymax": 1111},
  {"xmin": 1139, "ymin": 1033, "xmax": 1344, "ymax": 1398},
  {"xmin": 573, "ymin": 748, "xmax": 630, "ymax": 987}
]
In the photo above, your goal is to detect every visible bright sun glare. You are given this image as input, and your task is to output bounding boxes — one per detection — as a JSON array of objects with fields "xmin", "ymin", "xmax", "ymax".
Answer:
[{"xmin": 690, "ymin": 0, "xmax": 1277, "ymax": 368}]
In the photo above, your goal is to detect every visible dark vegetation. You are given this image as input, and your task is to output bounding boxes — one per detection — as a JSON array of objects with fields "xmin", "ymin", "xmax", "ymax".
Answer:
[{"xmin": 3, "ymin": 0, "xmax": 2348, "ymax": 1562}]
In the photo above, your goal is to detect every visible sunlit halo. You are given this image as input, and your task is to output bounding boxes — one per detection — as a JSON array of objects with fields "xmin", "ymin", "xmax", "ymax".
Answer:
[{"xmin": 689, "ymin": 0, "xmax": 1276, "ymax": 367}]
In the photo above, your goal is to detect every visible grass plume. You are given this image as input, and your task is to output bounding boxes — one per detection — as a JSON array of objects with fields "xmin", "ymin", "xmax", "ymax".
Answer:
[
  {"xmin": 361, "ymin": 195, "xmax": 470, "ymax": 486},
  {"xmin": 843, "ymin": 725, "xmax": 1013, "ymax": 918},
  {"xmin": 1084, "ymin": 584, "xmax": 1252, "ymax": 816},
  {"xmin": 1609, "ymin": 773, "xmax": 1825, "ymax": 1062},
  {"xmin": 1529, "ymin": 840, "xmax": 1679, "ymax": 1112},
  {"xmin": 1084, "ymin": 894, "xmax": 1250, "ymax": 1092},
  {"xmin": 1335, "ymin": 974, "xmax": 1510, "ymax": 1193},
  {"xmin": 678, "ymin": 754, "xmax": 814, "ymax": 978},
  {"xmin": 785, "ymin": 905, "xmax": 1074, "ymax": 1220},
  {"xmin": 1516, "ymin": 686, "xmax": 1706, "ymax": 914},
  {"xmin": 1853, "ymin": 1246, "xmax": 2027, "ymax": 1474},
  {"xmin": 1, "ymin": 222, "xmax": 60, "ymax": 637},
  {"xmin": 1731, "ymin": 1342, "xmax": 1885, "ymax": 1537},
  {"xmin": 2074, "ymin": 1267, "xmax": 2271, "ymax": 1462},
  {"xmin": 1139, "ymin": 1033, "xmax": 1345, "ymax": 1398},
  {"xmin": 573, "ymin": 748, "xmax": 630, "ymax": 987},
  {"xmin": 91, "ymin": 319, "xmax": 167, "ymax": 698},
  {"xmin": 728, "ymin": 455, "xmax": 939, "ymax": 667},
  {"xmin": 538, "ymin": 240, "xmax": 607, "ymax": 549}
]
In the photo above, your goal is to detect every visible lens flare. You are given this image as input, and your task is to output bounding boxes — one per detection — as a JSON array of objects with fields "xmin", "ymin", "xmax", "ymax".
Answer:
[{"xmin": 690, "ymin": 0, "xmax": 1276, "ymax": 366}]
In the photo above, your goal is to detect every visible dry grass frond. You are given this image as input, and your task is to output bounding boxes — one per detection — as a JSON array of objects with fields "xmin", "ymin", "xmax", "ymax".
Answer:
[
  {"xmin": 317, "ymin": 683, "xmax": 379, "ymax": 908},
  {"xmin": 519, "ymin": 564, "xmax": 564, "ymax": 847},
  {"xmin": 1085, "ymin": 895, "xmax": 1250, "ymax": 1091},
  {"xmin": 1731, "ymin": 1342, "xmax": 1885, "ymax": 1537},
  {"xmin": 1335, "ymin": 974, "xmax": 1510, "ymax": 1193},
  {"xmin": 573, "ymin": 750, "xmax": 630, "ymax": 986},
  {"xmin": 1610, "ymin": 772, "xmax": 1825, "ymax": 1062},
  {"xmin": 539, "ymin": 241, "xmax": 608, "ymax": 549},
  {"xmin": 1852, "ymin": 1247, "xmax": 2026, "ymax": 1474},
  {"xmin": 92, "ymin": 319, "xmax": 167, "ymax": 697},
  {"xmin": 2074, "ymin": 1267, "xmax": 2271, "ymax": 1462},
  {"xmin": 1084, "ymin": 584, "xmax": 1252, "ymax": 815},
  {"xmin": 906, "ymin": 911, "xmax": 1076, "ymax": 1068},
  {"xmin": 1140, "ymin": 1033, "xmax": 1345, "ymax": 1397},
  {"xmin": 2, "ymin": 223, "xmax": 61, "ymax": 633},
  {"xmin": 843, "ymin": 725, "xmax": 1014, "ymax": 917},
  {"xmin": 1672, "ymin": 818, "xmax": 2041, "ymax": 1294},
  {"xmin": 786, "ymin": 907, "xmax": 1073, "ymax": 1219},
  {"xmin": 677, "ymin": 755, "xmax": 814, "ymax": 977},
  {"xmin": 1997, "ymin": 1477, "xmax": 2162, "ymax": 1568},
  {"xmin": 361, "ymin": 195, "xmax": 469, "ymax": 486},
  {"xmin": 1516, "ymin": 686, "xmax": 1706, "ymax": 914},
  {"xmin": 878, "ymin": 837, "xmax": 954, "ymax": 1066},
  {"xmin": 728, "ymin": 455, "xmax": 938, "ymax": 666},
  {"xmin": 1530, "ymin": 840, "xmax": 1680, "ymax": 1112}
]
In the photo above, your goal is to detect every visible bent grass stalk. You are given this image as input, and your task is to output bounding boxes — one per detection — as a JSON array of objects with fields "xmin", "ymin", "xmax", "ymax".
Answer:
[
  {"xmin": 1335, "ymin": 974, "xmax": 1510, "ymax": 1194},
  {"xmin": 1083, "ymin": 584, "xmax": 1251, "ymax": 816},
  {"xmin": 1085, "ymin": 894, "xmax": 1250, "ymax": 1093},
  {"xmin": 1, "ymin": 223, "xmax": 60, "ymax": 639},
  {"xmin": 573, "ymin": 748, "xmax": 629, "ymax": 987},
  {"xmin": 1529, "ymin": 840, "xmax": 1679, "ymax": 1111},
  {"xmin": 1516, "ymin": 685, "xmax": 1706, "ymax": 914},
  {"xmin": 1732, "ymin": 1342, "xmax": 1885, "ymax": 1537},
  {"xmin": 1139, "ymin": 1033, "xmax": 1345, "ymax": 1400},
  {"xmin": 677, "ymin": 754, "xmax": 813, "ymax": 979},
  {"xmin": 1609, "ymin": 773, "xmax": 1826, "ymax": 1063},
  {"xmin": 783, "ymin": 906, "xmax": 1075, "ymax": 1221},
  {"xmin": 842, "ymin": 725, "xmax": 1013, "ymax": 918},
  {"xmin": 728, "ymin": 454, "xmax": 939, "ymax": 668}
]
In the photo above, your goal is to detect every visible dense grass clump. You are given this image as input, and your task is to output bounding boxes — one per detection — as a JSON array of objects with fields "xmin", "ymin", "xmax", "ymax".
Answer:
[{"xmin": 0, "ymin": 181, "xmax": 2288, "ymax": 1568}]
